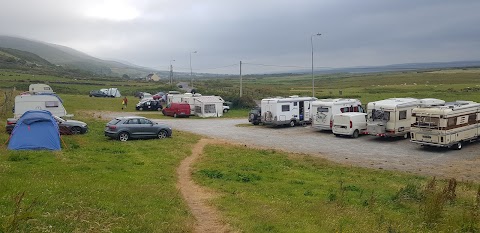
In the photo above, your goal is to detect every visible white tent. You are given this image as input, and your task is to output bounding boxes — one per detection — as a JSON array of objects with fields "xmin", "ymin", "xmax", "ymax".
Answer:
[{"xmin": 100, "ymin": 88, "xmax": 122, "ymax": 97}]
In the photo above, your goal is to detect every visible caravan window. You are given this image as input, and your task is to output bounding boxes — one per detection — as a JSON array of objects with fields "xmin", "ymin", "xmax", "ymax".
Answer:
[
  {"xmin": 372, "ymin": 110, "xmax": 390, "ymax": 121},
  {"xmin": 468, "ymin": 113, "xmax": 477, "ymax": 124},
  {"xmin": 45, "ymin": 101, "xmax": 59, "ymax": 108},
  {"xmin": 282, "ymin": 105, "xmax": 290, "ymax": 112},
  {"xmin": 399, "ymin": 110, "xmax": 407, "ymax": 120},
  {"xmin": 416, "ymin": 116, "xmax": 440, "ymax": 128},
  {"xmin": 205, "ymin": 104, "xmax": 216, "ymax": 113},
  {"xmin": 317, "ymin": 107, "xmax": 329, "ymax": 113},
  {"xmin": 293, "ymin": 102, "xmax": 298, "ymax": 106}
]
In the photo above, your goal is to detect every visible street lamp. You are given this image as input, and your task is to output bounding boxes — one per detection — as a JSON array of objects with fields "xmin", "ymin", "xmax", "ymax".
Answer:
[
  {"xmin": 311, "ymin": 33, "xmax": 321, "ymax": 97},
  {"xmin": 190, "ymin": 51, "xmax": 197, "ymax": 89},
  {"xmin": 169, "ymin": 59, "xmax": 175, "ymax": 85}
]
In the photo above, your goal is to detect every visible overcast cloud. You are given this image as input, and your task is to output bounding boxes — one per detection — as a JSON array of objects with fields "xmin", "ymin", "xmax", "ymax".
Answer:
[{"xmin": 1, "ymin": 0, "xmax": 479, "ymax": 74}]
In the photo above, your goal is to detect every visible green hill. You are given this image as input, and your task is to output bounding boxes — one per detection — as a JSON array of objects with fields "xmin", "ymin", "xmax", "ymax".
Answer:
[{"xmin": 0, "ymin": 35, "xmax": 157, "ymax": 78}]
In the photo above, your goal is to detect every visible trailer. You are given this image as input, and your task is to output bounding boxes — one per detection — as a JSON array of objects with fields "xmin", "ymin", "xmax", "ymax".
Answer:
[
  {"xmin": 13, "ymin": 93, "xmax": 70, "ymax": 118},
  {"xmin": 261, "ymin": 96, "xmax": 317, "ymax": 127},
  {"xmin": 311, "ymin": 99, "xmax": 364, "ymax": 130},
  {"xmin": 410, "ymin": 101, "xmax": 480, "ymax": 150},
  {"xmin": 366, "ymin": 98, "xmax": 445, "ymax": 138},
  {"xmin": 29, "ymin": 84, "xmax": 54, "ymax": 94}
]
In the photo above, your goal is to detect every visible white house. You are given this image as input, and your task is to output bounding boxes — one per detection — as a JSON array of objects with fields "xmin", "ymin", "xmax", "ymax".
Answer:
[{"xmin": 146, "ymin": 73, "xmax": 161, "ymax": 81}]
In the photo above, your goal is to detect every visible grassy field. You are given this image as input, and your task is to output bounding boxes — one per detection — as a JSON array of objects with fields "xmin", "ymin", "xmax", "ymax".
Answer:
[
  {"xmin": 193, "ymin": 144, "xmax": 480, "ymax": 232},
  {"xmin": 0, "ymin": 120, "xmax": 201, "ymax": 232},
  {"xmin": 1, "ymin": 68, "xmax": 480, "ymax": 232}
]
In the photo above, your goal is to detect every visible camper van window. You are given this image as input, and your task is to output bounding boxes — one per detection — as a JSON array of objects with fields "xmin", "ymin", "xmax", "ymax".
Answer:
[
  {"xmin": 359, "ymin": 106, "xmax": 365, "ymax": 113},
  {"xmin": 468, "ymin": 113, "xmax": 477, "ymax": 124},
  {"xmin": 399, "ymin": 110, "xmax": 407, "ymax": 120},
  {"xmin": 195, "ymin": 106, "xmax": 202, "ymax": 113},
  {"xmin": 317, "ymin": 107, "xmax": 328, "ymax": 113},
  {"xmin": 293, "ymin": 102, "xmax": 298, "ymax": 106},
  {"xmin": 44, "ymin": 87, "xmax": 51, "ymax": 90},
  {"xmin": 447, "ymin": 117, "xmax": 456, "ymax": 127},
  {"xmin": 205, "ymin": 104, "xmax": 216, "ymax": 113},
  {"xmin": 416, "ymin": 116, "xmax": 439, "ymax": 128},
  {"xmin": 282, "ymin": 105, "xmax": 290, "ymax": 112},
  {"xmin": 45, "ymin": 101, "xmax": 59, "ymax": 108}
]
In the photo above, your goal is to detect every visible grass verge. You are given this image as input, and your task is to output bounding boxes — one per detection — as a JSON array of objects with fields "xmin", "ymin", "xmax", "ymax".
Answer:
[{"xmin": 193, "ymin": 144, "xmax": 480, "ymax": 232}]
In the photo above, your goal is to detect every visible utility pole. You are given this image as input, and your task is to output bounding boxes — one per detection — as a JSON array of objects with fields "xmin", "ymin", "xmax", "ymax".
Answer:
[{"xmin": 240, "ymin": 61, "xmax": 243, "ymax": 97}]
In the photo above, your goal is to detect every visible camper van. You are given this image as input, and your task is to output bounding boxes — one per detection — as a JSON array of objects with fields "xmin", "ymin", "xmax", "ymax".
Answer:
[
  {"xmin": 261, "ymin": 96, "xmax": 317, "ymax": 127},
  {"xmin": 311, "ymin": 99, "xmax": 364, "ymax": 131},
  {"xmin": 29, "ymin": 84, "xmax": 54, "ymax": 94},
  {"xmin": 366, "ymin": 98, "xmax": 445, "ymax": 138},
  {"xmin": 410, "ymin": 101, "xmax": 480, "ymax": 150},
  {"xmin": 13, "ymin": 93, "xmax": 69, "ymax": 118}
]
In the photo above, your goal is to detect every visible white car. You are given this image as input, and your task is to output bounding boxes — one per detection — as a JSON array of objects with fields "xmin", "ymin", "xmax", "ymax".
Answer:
[{"xmin": 332, "ymin": 112, "xmax": 367, "ymax": 138}]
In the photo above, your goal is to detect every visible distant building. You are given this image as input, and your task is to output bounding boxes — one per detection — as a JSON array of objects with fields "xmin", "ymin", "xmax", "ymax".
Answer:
[{"xmin": 146, "ymin": 73, "xmax": 161, "ymax": 81}]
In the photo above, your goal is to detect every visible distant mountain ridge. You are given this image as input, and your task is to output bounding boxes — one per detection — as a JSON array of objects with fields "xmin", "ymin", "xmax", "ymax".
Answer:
[{"xmin": 0, "ymin": 35, "xmax": 157, "ymax": 77}]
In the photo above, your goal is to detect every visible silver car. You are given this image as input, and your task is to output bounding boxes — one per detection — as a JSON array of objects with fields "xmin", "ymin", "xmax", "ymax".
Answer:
[{"xmin": 104, "ymin": 116, "xmax": 172, "ymax": 141}]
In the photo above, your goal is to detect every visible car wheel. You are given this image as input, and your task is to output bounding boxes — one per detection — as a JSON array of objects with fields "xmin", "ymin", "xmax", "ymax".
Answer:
[
  {"xmin": 289, "ymin": 120, "xmax": 295, "ymax": 127},
  {"xmin": 455, "ymin": 142, "xmax": 462, "ymax": 150},
  {"xmin": 352, "ymin": 130, "xmax": 359, "ymax": 138},
  {"xmin": 174, "ymin": 113, "xmax": 178, "ymax": 118},
  {"xmin": 89, "ymin": 95, "xmax": 92, "ymax": 97},
  {"xmin": 157, "ymin": 130, "xmax": 168, "ymax": 139},
  {"xmin": 139, "ymin": 107, "xmax": 143, "ymax": 111},
  {"xmin": 223, "ymin": 109, "xmax": 228, "ymax": 113},
  {"xmin": 253, "ymin": 122, "xmax": 259, "ymax": 125},
  {"xmin": 118, "ymin": 132, "xmax": 129, "ymax": 141},
  {"xmin": 71, "ymin": 126, "xmax": 82, "ymax": 135},
  {"xmin": 403, "ymin": 133, "xmax": 409, "ymax": 139}
]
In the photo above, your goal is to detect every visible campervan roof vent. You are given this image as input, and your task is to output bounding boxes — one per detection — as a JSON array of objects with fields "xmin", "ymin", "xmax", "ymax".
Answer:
[{"xmin": 289, "ymin": 95, "xmax": 299, "ymax": 98}]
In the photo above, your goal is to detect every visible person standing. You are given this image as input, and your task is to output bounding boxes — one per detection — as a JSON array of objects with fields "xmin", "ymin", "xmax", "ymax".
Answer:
[{"xmin": 122, "ymin": 97, "xmax": 128, "ymax": 110}]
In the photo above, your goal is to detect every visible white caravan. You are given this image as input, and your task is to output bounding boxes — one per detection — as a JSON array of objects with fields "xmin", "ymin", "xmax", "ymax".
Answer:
[
  {"xmin": 29, "ymin": 84, "xmax": 54, "ymax": 94},
  {"xmin": 311, "ymin": 99, "xmax": 364, "ymax": 130},
  {"xmin": 410, "ymin": 101, "xmax": 480, "ymax": 150},
  {"xmin": 261, "ymin": 96, "xmax": 317, "ymax": 127},
  {"xmin": 14, "ymin": 93, "xmax": 69, "ymax": 118},
  {"xmin": 332, "ymin": 112, "xmax": 368, "ymax": 138},
  {"xmin": 366, "ymin": 98, "xmax": 445, "ymax": 138},
  {"xmin": 192, "ymin": 96, "xmax": 225, "ymax": 118}
]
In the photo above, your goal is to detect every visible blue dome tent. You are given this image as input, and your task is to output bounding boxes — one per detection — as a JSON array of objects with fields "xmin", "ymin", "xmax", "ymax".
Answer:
[{"xmin": 8, "ymin": 110, "xmax": 61, "ymax": 150}]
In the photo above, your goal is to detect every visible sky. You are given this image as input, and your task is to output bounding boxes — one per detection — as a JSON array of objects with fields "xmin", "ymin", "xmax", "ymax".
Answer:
[{"xmin": 1, "ymin": 0, "xmax": 479, "ymax": 74}]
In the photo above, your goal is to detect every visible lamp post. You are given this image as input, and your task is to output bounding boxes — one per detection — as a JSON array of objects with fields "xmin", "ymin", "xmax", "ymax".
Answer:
[
  {"xmin": 190, "ymin": 51, "xmax": 197, "ymax": 89},
  {"xmin": 169, "ymin": 59, "xmax": 175, "ymax": 85},
  {"xmin": 311, "ymin": 33, "xmax": 321, "ymax": 97}
]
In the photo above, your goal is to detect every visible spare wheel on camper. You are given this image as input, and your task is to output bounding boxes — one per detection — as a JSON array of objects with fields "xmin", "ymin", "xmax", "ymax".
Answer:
[{"xmin": 8, "ymin": 110, "xmax": 61, "ymax": 150}]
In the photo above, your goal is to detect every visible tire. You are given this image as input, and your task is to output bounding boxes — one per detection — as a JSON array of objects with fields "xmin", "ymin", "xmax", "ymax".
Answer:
[
  {"xmin": 174, "ymin": 113, "xmax": 178, "ymax": 118},
  {"xmin": 289, "ymin": 121, "xmax": 295, "ymax": 127},
  {"xmin": 139, "ymin": 107, "xmax": 143, "ymax": 111},
  {"xmin": 71, "ymin": 126, "xmax": 82, "ymax": 135},
  {"xmin": 223, "ymin": 109, "xmax": 229, "ymax": 113},
  {"xmin": 403, "ymin": 133, "xmax": 409, "ymax": 139},
  {"xmin": 455, "ymin": 142, "xmax": 462, "ymax": 150},
  {"xmin": 157, "ymin": 130, "xmax": 168, "ymax": 139},
  {"xmin": 118, "ymin": 132, "xmax": 129, "ymax": 142},
  {"xmin": 352, "ymin": 130, "xmax": 359, "ymax": 138},
  {"xmin": 253, "ymin": 122, "xmax": 259, "ymax": 125}
]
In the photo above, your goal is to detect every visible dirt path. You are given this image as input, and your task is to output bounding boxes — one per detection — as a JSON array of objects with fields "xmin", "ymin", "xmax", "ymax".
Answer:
[{"xmin": 177, "ymin": 139, "xmax": 233, "ymax": 233}]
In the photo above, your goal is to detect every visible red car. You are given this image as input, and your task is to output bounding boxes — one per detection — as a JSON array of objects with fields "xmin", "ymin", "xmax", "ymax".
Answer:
[{"xmin": 162, "ymin": 103, "xmax": 191, "ymax": 118}]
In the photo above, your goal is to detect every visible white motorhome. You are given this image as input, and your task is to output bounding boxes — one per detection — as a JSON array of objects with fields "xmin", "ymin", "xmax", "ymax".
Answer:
[
  {"xmin": 13, "ymin": 93, "xmax": 69, "ymax": 118},
  {"xmin": 311, "ymin": 99, "xmax": 364, "ymax": 131},
  {"xmin": 29, "ymin": 84, "xmax": 54, "ymax": 94},
  {"xmin": 261, "ymin": 96, "xmax": 317, "ymax": 127},
  {"xmin": 410, "ymin": 101, "xmax": 480, "ymax": 150},
  {"xmin": 332, "ymin": 112, "xmax": 368, "ymax": 138},
  {"xmin": 366, "ymin": 98, "xmax": 445, "ymax": 138}
]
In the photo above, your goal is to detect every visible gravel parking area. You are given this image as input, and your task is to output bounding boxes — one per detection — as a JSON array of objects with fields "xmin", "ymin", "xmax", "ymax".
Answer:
[{"xmin": 101, "ymin": 111, "xmax": 480, "ymax": 181}]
